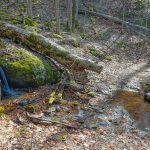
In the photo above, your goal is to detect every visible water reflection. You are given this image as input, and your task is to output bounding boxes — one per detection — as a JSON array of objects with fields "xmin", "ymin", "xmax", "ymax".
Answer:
[{"xmin": 113, "ymin": 90, "xmax": 150, "ymax": 131}]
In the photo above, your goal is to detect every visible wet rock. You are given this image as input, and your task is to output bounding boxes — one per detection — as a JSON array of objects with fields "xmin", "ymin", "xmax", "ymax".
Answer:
[{"xmin": 144, "ymin": 93, "xmax": 150, "ymax": 102}]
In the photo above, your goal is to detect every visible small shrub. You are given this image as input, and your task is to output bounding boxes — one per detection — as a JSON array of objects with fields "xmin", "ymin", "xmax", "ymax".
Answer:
[{"xmin": 24, "ymin": 18, "xmax": 38, "ymax": 27}]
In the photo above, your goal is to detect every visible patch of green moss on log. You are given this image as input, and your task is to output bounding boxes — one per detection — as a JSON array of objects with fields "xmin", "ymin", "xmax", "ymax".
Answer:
[
  {"xmin": 0, "ymin": 42, "xmax": 53, "ymax": 88},
  {"xmin": 0, "ymin": 38, "xmax": 6, "ymax": 48}
]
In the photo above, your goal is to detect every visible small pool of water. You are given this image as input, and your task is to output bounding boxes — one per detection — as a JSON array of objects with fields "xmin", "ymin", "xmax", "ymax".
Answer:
[
  {"xmin": 113, "ymin": 90, "xmax": 150, "ymax": 132},
  {"xmin": 0, "ymin": 91, "xmax": 34, "ymax": 105}
]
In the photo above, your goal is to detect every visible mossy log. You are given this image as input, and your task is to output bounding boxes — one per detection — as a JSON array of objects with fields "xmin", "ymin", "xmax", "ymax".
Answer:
[{"xmin": 0, "ymin": 23, "xmax": 102, "ymax": 73}]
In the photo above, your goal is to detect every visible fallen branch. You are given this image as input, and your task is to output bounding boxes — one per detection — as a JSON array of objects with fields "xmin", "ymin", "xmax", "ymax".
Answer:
[
  {"xmin": 0, "ymin": 23, "xmax": 102, "ymax": 73},
  {"xmin": 26, "ymin": 112, "xmax": 77, "ymax": 129}
]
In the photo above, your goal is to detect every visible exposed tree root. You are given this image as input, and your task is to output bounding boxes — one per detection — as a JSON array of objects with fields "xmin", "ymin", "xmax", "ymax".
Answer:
[{"xmin": 26, "ymin": 112, "xmax": 78, "ymax": 129}]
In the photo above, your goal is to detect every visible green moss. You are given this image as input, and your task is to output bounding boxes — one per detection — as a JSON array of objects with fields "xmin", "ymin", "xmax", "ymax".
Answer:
[
  {"xmin": 24, "ymin": 17, "xmax": 38, "ymax": 27},
  {"xmin": 45, "ymin": 21, "xmax": 56, "ymax": 31},
  {"xmin": 88, "ymin": 91, "xmax": 96, "ymax": 97},
  {"xmin": 0, "ymin": 38, "xmax": 6, "ymax": 48},
  {"xmin": 0, "ymin": 43, "xmax": 54, "ymax": 87},
  {"xmin": 44, "ymin": 63, "xmax": 52, "ymax": 82},
  {"xmin": 0, "ymin": 106, "xmax": 5, "ymax": 116},
  {"xmin": 51, "ymin": 33, "xmax": 63, "ymax": 39},
  {"xmin": 80, "ymin": 32, "xmax": 87, "ymax": 39},
  {"xmin": 72, "ymin": 40, "xmax": 80, "ymax": 47},
  {"xmin": 89, "ymin": 47, "xmax": 112, "ymax": 61},
  {"xmin": 11, "ymin": 18, "xmax": 22, "ymax": 25}
]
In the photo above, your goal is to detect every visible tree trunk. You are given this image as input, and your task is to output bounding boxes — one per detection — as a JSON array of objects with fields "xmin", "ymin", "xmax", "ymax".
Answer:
[
  {"xmin": 55, "ymin": 0, "xmax": 60, "ymax": 33},
  {"xmin": 0, "ymin": 23, "xmax": 102, "ymax": 73},
  {"xmin": 26, "ymin": 0, "xmax": 32, "ymax": 19},
  {"xmin": 67, "ymin": 0, "xmax": 72, "ymax": 33},
  {"xmin": 75, "ymin": 0, "xmax": 79, "ymax": 20}
]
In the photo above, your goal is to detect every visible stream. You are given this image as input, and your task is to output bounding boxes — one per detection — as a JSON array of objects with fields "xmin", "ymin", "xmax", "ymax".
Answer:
[
  {"xmin": 1, "ymin": 66, "xmax": 150, "ymax": 133},
  {"xmin": 113, "ymin": 90, "xmax": 150, "ymax": 132}
]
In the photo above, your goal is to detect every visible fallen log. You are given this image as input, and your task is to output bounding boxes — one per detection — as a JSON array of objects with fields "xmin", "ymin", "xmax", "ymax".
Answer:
[
  {"xmin": 79, "ymin": 10, "xmax": 150, "ymax": 36},
  {"xmin": 0, "ymin": 22, "xmax": 102, "ymax": 73}
]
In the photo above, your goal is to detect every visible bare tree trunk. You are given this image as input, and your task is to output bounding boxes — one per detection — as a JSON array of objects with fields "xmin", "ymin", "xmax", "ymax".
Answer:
[
  {"xmin": 72, "ymin": 0, "xmax": 76, "ymax": 32},
  {"xmin": 67, "ymin": 0, "xmax": 72, "ymax": 33},
  {"xmin": 75, "ymin": 0, "xmax": 79, "ymax": 20},
  {"xmin": 26, "ymin": 0, "xmax": 32, "ymax": 19},
  {"xmin": 55, "ymin": 0, "xmax": 60, "ymax": 33}
]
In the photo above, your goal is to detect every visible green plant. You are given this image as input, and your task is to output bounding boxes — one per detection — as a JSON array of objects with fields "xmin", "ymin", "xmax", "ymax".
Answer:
[
  {"xmin": 48, "ymin": 91, "xmax": 63, "ymax": 104},
  {"xmin": 90, "ymin": 17, "xmax": 100, "ymax": 38},
  {"xmin": 88, "ymin": 91, "xmax": 96, "ymax": 97},
  {"xmin": 80, "ymin": 32, "xmax": 87, "ymax": 39},
  {"xmin": 45, "ymin": 21, "xmax": 56, "ymax": 31},
  {"xmin": 24, "ymin": 18, "xmax": 38, "ymax": 27},
  {"xmin": 89, "ymin": 47, "xmax": 112, "ymax": 61},
  {"xmin": 0, "ymin": 106, "xmax": 5, "ymax": 116},
  {"xmin": 51, "ymin": 33, "xmax": 63, "ymax": 39}
]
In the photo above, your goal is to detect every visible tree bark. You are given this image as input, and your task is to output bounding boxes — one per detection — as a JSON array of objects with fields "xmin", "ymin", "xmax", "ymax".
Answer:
[
  {"xmin": 0, "ymin": 23, "xmax": 102, "ymax": 73},
  {"xmin": 75, "ymin": 0, "xmax": 79, "ymax": 20},
  {"xmin": 67, "ymin": 0, "xmax": 73, "ymax": 33},
  {"xmin": 55, "ymin": 0, "xmax": 60, "ymax": 33},
  {"xmin": 26, "ymin": 0, "xmax": 33, "ymax": 19}
]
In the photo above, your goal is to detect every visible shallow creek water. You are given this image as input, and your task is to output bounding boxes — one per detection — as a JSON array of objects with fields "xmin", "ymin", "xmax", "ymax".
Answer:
[
  {"xmin": 113, "ymin": 90, "xmax": 150, "ymax": 132},
  {"xmin": 0, "ymin": 91, "xmax": 34, "ymax": 105},
  {"xmin": 1, "ymin": 89, "xmax": 150, "ymax": 132}
]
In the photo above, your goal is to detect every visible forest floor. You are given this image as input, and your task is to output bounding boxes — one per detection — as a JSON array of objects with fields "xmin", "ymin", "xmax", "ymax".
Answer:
[
  {"xmin": 1, "ymin": 1, "xmax": 150, "ymax": 149},
  {"xmin": 1, "ymin": 21, "xmax": 150, "ymax": 150}
]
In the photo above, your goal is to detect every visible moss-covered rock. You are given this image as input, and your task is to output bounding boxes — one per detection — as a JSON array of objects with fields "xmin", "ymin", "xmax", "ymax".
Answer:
[{"xmin": 0, "ymin": 38, "xmax": 53, "ymax": 87}]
